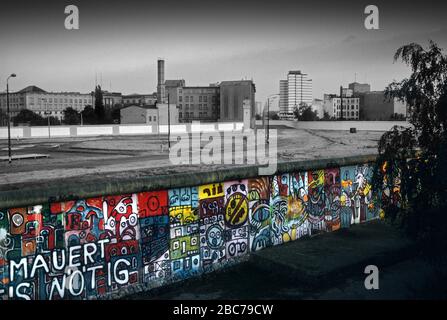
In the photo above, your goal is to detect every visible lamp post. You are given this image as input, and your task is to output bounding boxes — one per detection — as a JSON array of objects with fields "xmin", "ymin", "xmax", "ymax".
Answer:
[
  {"xmin": 167, "ymin": 93, "xmax": 171, "ymax": 151},
  {"xmin": 265, "ymin": 94, "xmax": 278, "ymax": 145},
  {"xmin": 42, "ymin": 100, "xmax": 51, "ymax": 139},
  {"xmin": 6, "ymin": 73, "xmax": 16, "ymax": 164}
]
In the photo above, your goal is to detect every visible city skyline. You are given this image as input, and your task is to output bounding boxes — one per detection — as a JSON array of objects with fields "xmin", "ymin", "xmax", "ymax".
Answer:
[{"xmin": 1, "ymin": 0, "xmax": 447, "ymax": 103}]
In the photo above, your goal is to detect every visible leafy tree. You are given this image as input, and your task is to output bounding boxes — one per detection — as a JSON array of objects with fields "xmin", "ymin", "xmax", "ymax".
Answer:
[
  {"xmin": 94, "ymin": 85, "xmax": 105, "ymax": 123},
  {"xmin": 81, "ymin": 105, "xmax": 97, "ymax": 124},
  {"xmin": 294, "ymin": 104, "xmax": 319, "ymax": 121},
  {"xmin": 63, "ymin": 107, "xmax": 80, "ymax": 125},
  {"xmin": 373, "ymin": 41, "xmax": 447, "ymax": 256},
  {"xmin": 13, "ymin": 109, "xmax": 45, "ymax": 126},
  {"xmin": 0, "ymin": 109, "xmax": 7, "ymax": 126}
]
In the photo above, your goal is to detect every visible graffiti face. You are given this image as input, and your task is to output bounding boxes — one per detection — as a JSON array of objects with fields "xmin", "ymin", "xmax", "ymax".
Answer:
[
  {"xmin": 224, "ymin": 181, "xmax": 249, "ymax": 260},
  {"xmin": 199, "ymin": 183, "xmax": 225, "ymax": 271},
  {"xmin": 224, "ymin": 190, "xmax": 248, "ymax": 228},
  {"xmin": 103, "ymin": 195, "xmax": 139, "ymax": 242}
]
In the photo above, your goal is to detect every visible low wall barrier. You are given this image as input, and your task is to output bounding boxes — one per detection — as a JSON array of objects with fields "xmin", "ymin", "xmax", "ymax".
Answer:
[
  {"xmin": 0, "ymin": 154, "xmax": 399, "ymax": 300},
  {"xmin": 0, "ymin": 122, "xmax": 244, "ymax": 139}
]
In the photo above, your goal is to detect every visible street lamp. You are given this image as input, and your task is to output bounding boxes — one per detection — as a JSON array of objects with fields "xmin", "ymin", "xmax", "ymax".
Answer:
[
  {"xmin": 265, "ymin": 94, "xmax": 278, "ymax": 144},
  {"xmin": 6, "ymin": 73, "xmax": 17, "ymax": 164},
  {"xmin": 167, "ymin": 93, "xmax": 171, "ymax": 151},
  {"xmin": 44, "ymin": 101, "xmax": 51, "ymax": 139}
]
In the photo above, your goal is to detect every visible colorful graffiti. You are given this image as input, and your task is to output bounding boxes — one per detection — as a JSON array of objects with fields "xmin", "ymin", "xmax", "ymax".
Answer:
[
  {"xmin": 340, "ymin": 165, "xmax": 380, "ymax": 227},
  {"xmin": 248, "ymin": 177, "xmax": 272, "ymax": 252},
  {"xmin": 168, "ymin": 187, "xmax": 200, "ymax": 280},
  {"xmin": 199, "ymin": 183, "xmax": 225, "ymax": 272},
  {"xmin": 0, "ymin": 162, "xmax": 388, "ymax": 300},
  {"xmin": 223, "ymin": 181, "xmax": 249, "ymax": 260}
]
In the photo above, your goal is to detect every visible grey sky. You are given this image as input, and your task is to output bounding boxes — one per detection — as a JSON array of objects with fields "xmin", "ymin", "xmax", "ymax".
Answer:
[{"xmin": 1, "ymin": 0, "xmax": 446, "ymax": 103}]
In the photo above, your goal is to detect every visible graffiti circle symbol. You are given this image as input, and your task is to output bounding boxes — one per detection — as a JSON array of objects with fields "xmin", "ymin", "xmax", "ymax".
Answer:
[
  {"xmin": 224, "ymin": 193, "xmax": 248, "ymax": 228},
  {"xmin": 206, "ymin": 225, "xmax": 223, "ymax": 249},
  {"xmin": 147, "ymin": 196, "xmax": 160, "ymax": 212},
  {"xmin": 129, "ymin": 213, "xmax": 138, "ymax": 226},
  {"xmin": 11, "ymin": 213, "xmax": 24, "ymax": 227}
]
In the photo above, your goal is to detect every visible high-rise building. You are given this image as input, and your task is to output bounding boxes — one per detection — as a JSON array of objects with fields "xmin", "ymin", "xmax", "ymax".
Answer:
[
  {"xmin": 279, "ymin": 80, "xmax": 288, "ymax": 117},
  {"xmin": 279, "ymin": 70, "xmax": 312, "ymax": 119}
]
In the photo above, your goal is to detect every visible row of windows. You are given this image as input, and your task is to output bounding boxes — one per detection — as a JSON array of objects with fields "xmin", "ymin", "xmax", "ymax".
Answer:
[
  {"xmin": 336, "ymin": 111, "xmax": 359, "ymax": 117},
  {"xmin": 179, "ymin": 112, "xmax": 210, "ymax": 118},
  {"xmin": 334, "ymin": 105, "xmax": 359, "ymax": 110},
  {"xmin": 147, "ymin": 116, "xmax": 157, "ymax": 122},
  {"xmin": 179, "ymin": 95, "xmax": 218, "ymax": 103},
  {"xmin": 30, "ymin": 105, "xmax": 83, "ymax": 111},
  {"xmin": 29, "ymin": 98, "xmax": 91, "ymax": 104},
  {"xmin": 179, "ymin": 89, "xmax": 217, "ymax": 94},
  {"xmin": 179, "ymin": 104, "xmax": 210, "ymax": 110}
]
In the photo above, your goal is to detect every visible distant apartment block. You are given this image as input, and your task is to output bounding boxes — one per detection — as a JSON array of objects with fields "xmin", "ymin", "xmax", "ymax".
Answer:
[
  {"xmin": 348, "ymin": 82, "xmax": 371, "ymax": 94},
  {"xmin": 165, "ymin": 79, "xmax": 186, "ymax": 105},
  {"xmin": 101, "ymin": 91, "xmax": 123, "ymax": 108},
  {"xmin": 279, "ymin": 71, "xmax": 312, "ymax": 119},
  {"xmin": 154, "ymin": 59, "xmax": 255, "ymax": 123},
  {"xmin": 123, "ymin": 93, "xmax": 157, "ymax": 106},
  {"xmin": 120, "ymin": 105, "xmax": 158, "ymax": 124},
  {"xmin": 323, "ymin": 93, "xmax": 360, "ymax": 120},
  {"xmin": 219, "ymin": 80, "xmax": 256, "ymax": 122},
  {"xmin": 176, "ymin": 81, "xmax": 256, "ymax": 123},
  {"xmin": 177, "ymin": 86, "xmax": 220, "ymax": 122},
  {"xmin": 0, "ymin": 86, "xmax": 93, "ymax": 120}
]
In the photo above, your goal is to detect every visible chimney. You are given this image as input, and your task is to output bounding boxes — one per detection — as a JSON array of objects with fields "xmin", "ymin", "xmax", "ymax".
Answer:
[{"xmin": 157, "ymin": 59, "xmax": 166, "ymax": 103}]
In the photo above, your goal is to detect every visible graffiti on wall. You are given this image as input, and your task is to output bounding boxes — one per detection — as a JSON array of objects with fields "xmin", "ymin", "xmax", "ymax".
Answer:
[
  {"xmin": 169, "ymin": 187, "xmax": 200, "ymax": 279},
  {"xmin": 0, "ymin": 162, "xmax": 388, "ymax": 300},
  {"xmin": 224, "ymin": 181, "xmax": 249, "ymax": 260},
  {"xmin": 340, "ymin": 165, "xmax": 380, "ymax": 227},
  {"xmin": 248, "ymin": 177, "xmax": 272, "ymax": 252},
  {"xmin": 289, "ymin": 172, "xmax": 312, "ymax": 239},
  {"xmin": 199, "ymin": 183, "xmax": 225, "ymax": 272},
  {"xmin": 307, "ymin": 170, "xmax": 326, "ymax": 232},
  {"xmin": 137, "ymin": 191, "xmax": 170, "ymax": 282}
]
